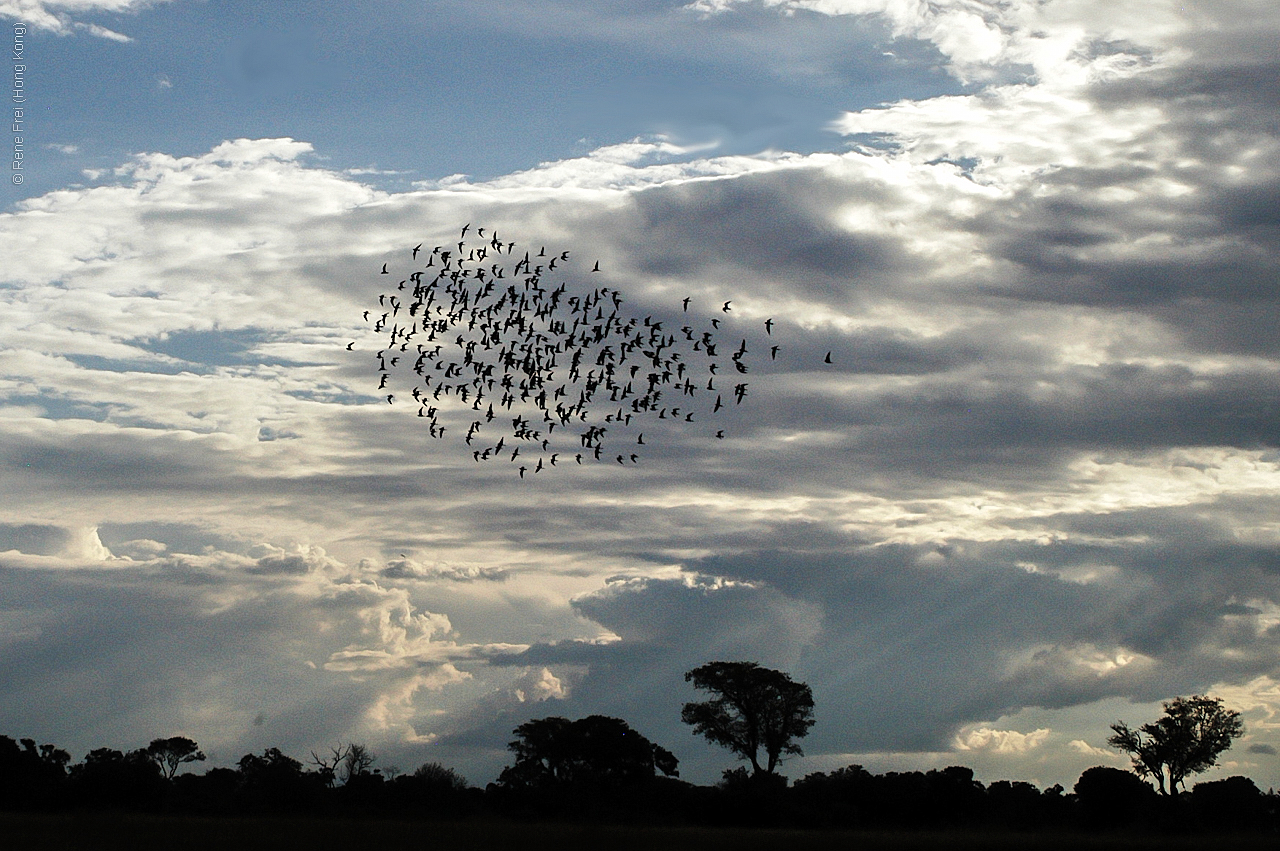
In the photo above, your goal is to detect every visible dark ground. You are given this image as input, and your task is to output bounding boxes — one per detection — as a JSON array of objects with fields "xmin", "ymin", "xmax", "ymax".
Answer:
[{"xmin": 1, "ymin": 814, "xmax": 1270, "ymax": 851}]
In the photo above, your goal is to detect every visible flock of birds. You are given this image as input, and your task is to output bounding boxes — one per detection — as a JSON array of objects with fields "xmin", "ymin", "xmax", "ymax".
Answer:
[{"xmin": 352, "ymin": 224, "xmax": 817, "ymax": 477}]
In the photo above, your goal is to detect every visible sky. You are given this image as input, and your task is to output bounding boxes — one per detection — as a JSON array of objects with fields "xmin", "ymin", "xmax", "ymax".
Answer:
[{"xmin": 2, "ymin": 0, "xmax": 1279, "ymax": 791}]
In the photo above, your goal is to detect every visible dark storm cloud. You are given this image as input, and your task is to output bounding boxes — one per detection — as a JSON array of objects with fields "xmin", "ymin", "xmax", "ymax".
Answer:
[
  {"xmin": 0, "ymin": 558, "xmax": 366, "ymax": 758},
  {"xmin": 626, "ymin": 168, "xmax": 906, "ymax": 285},
  {"xmin": 511, "ymin": 520, "xmax": 1280, "ymax": 758},
  {"xmin": 459, "ymin": 572, "xmax": 822, "ymax": 779},
  {"xmin": 954, "ymin": 61, "xmax": 1280, "ymax": 358},
  {"xmin": 0, "ymin": 524, "xmax": 84, "ymax": 557},
  {"xmin": 822, "ymin": 326, "xmax": 990, "ymax": 375},
  {"xmin": 669, "ymin": 513, "xmax": 1280, "ymax": 751},
  {"xmin": 472, "ymin": 489, "xmax": 1280, "ymax": 761},
  {"xmin": 0, "ymin": 429, "xmax": 230, "ymax": 493}
]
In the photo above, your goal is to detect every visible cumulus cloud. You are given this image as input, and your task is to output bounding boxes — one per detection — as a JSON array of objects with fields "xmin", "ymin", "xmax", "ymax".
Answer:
[
  {"xmin": 954, "ymin": 726, "xmax": 1051, "ymax": 754},
  {"xmin": 513, "ymin": 667, "xmax": 568, "ymax": 703},
  {"xmin": 1068, "ymin": 739, "xmax": 1116, "ymax": 760}
]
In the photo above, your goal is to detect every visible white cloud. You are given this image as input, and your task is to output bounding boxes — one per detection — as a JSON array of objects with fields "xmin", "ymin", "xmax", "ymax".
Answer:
[
  {"xmin": 412, "ymin": 136, "xmax": 802, "ymax": 193},
  {"xmin": 363, "ymin": 665, "xmax": 472, "ymax": 742},
  {"xmin": 513, "ymin": 666, "xmax": 567, "ymax": 703},
  {"xmin": 75, "ymin": 21, "xmax": 128, "ymax": 40},
  {"xmin": 324, "ymin": 588, "xmax": 456, "ymax": 672},
  {"xmin": 684, "ymin": 0, "xmax": 1198, "ymax": 81},
  {"xmin": 0, "ymin": 0, "xmax": 174, "ymax": 36},
  {"xmin": 1068, "ymin": 739, "xmax": 1115, "ymax": 760},
  {"xmin": 954, "ymin": 725, "xmax": 1051, "ymax": 754}
]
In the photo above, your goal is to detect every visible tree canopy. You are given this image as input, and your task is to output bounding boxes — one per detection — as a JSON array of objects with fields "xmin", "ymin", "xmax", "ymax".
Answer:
[
  {"xmin": 145, "ymin": 736, "xmax": 205, "ymax": 780},
  {"xmin": 496, "ymin": 715, "xmax": 679, "ymax": 789},
  {"xmin": 1108, "ymin": 694, "xmax": 1244, "ymax": 795},
  {"xmin": 682, "ymin": 661, "xmax": 814, "ymax": 777}
]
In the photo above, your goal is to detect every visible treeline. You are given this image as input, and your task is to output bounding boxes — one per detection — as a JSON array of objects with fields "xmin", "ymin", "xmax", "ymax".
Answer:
[{"xmin": 2, "ymin": 733, "xmax": 1276, "ymax": 834}]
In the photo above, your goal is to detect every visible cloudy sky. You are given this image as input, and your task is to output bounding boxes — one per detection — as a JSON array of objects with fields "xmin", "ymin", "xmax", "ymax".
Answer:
[{"xmin": 3, "ymin": 0, "xmax": 1279, "ymax": 790}]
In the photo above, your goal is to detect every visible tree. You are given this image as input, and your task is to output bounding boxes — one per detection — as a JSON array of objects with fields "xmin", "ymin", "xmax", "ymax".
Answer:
[
  {"xmin": 145, "ymin": 736, "xmax": 205, "ymax": 779},
  {"xmin": 681, "ymin": 661, "xmax": 814, "ymax": 778},
  {"xmin": 1107, "ymin": 694, "xmax": 1244, "ymax": 795},
  {"xmin": 69, "ymin": 747, "xmax": 165, "ymax": 808},
  {"xmin": 496, "ymin": 715, "xmax": 679, "ymax": 789},
  {"xmin": 412, "ymin": 761, "xmax": 469, "ymax": 793},
  {"xmin": 308, "ymin": 742, "xmax": 376, "ymax": 786},
  {"xmin": 340, "ymin": 742, "xmax": 377, "ymax": 784},
  {"xmin": 1073, "ymin": 765, "xmax": 1158, "ymax": 828},
  {"xmin": 308, "ymin": 744, "xmax": 349, "ymax": 787},
  {"xmin": 0, "ymin": 736, "xmax": 70, "ymax": 809},
  {"xmin": 236, "ymin": 747, "xmax": 327, "ymax": 811}
]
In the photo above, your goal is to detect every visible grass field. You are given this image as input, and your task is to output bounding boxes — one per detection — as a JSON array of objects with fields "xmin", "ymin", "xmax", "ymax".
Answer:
[{"xmin": 1, "ymin": 814, "xmax": 1270, "ymax": 851}]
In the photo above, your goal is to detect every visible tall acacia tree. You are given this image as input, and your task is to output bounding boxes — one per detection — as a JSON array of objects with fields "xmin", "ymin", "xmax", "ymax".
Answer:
[
  {"xmin": 144, "ymin": 736, "xmax": 205, "ymax": 780},
  {"xmin": 682, "ymin": 661, "xmax": 814, "ymax": 778},
  {"xmin": 1107, "ymin": 694, "xmax": 1244, "ymax": 795}
]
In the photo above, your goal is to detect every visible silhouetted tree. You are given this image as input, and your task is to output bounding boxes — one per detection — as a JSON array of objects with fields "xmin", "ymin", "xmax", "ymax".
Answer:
[
  {"xmin": 985, "ymin": 779, "xmax": 1048, "ymax": 830},
  {"xmin": 308, "ymin": 742, "xmax": 378, "ymax": 789},
  {"xmin": 920, "ymin": 766, "xmax": 985, "ymax": 827},
  {"xmin": 340, "ymin": 742, "xmax": 377, "ymax": 784},
  {"xmin": 1108, "ymin": 695, "xmax": 1244, "ymax": 795},
  {"xmin": 0, "ymin": 736, "xmax": 69, "ymax": 810},
  {"xmin": 1189, "ymin": 775, "xmax": 1268, "ymax": 831},
  {"xmin": 496, "ymin": 715, "xmax": 679, "ymax": 790},
  {"xmin": 172, "ymin": 766, "xmax": 240, "ymax": 815},
  {"xmin": 145, "ymin": 736, "xmax": 206, "ymax": 779},
  {"xmin": 375, "ymin": 761, "xmax": 476, "ymax": 816},
  {"xmin": 792, "ymin": 764, "xmax": 874, "ymax": 827},
  {"xmin": 308, "ymin": 743, "xmax": 348, "ymax": 787},
  {"xmin": 69, "ymin": 747, "xmax": 166, "ymax": 809},
  {"xmin": 682, "ymin": 661, "xmax": 814, "ymax": 778},
  {"xmin": 1073, "ymin": 765, "xmax": 1159, "ymax": 829},
  {"xmin": 412, "ymin": 761, "xmax": 469, "ymax": 793},
  {"xmin": 236, "ymin": 747, "xmax": 326, "ymax": 811}
]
